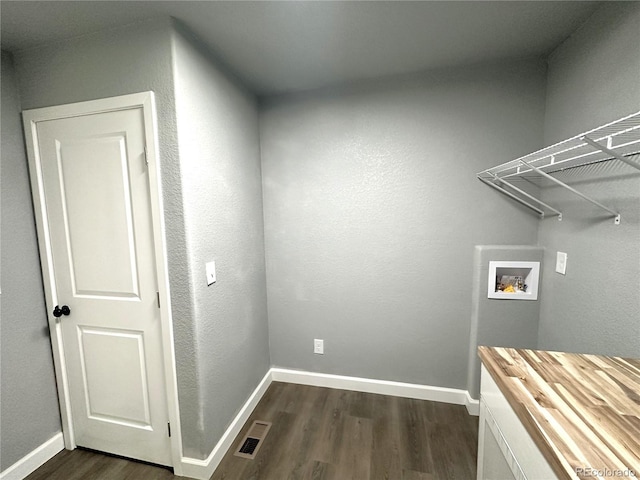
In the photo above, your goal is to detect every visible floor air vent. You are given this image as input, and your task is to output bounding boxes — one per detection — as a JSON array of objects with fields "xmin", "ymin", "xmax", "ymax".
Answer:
[{"xmin": 233, "ymin": 420, "xmax": 272, "ymax": 459}]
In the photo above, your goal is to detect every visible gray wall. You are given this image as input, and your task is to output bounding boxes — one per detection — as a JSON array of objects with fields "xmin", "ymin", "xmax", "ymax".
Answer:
[
  {"xmin": 260, "ymin": 59, "xmax": 545, "ymax": 390},
  {"xmin": 543, "ymin": 2, "xmax": 640, "ymax": 145},
  {"xmin": 10, "ymin": 18, "xmax": 202, "ymax": 458},
  {"xmin": 466, "ymin": 246, "xmax": 543, "ymax": 399},
  {"xmin": 0, "ymin": 52, "xmax": 61, "ymax": 471},
  {"xmin": 171, "ymin": 27, "xmax": 270, "ymax": 459},
  {"xmin": 537, "ymin": 3, "xmax": 640, "ymax": 357}
]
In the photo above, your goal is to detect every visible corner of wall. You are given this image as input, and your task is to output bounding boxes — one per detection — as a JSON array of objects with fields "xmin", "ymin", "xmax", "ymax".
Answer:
[
  {"xmin": 537, "ymin": 2, "xmax": 640, "ymax": 357},
  {"xmin": 170, "ymin": 20, "xmax": 270, "ymax": 460}
]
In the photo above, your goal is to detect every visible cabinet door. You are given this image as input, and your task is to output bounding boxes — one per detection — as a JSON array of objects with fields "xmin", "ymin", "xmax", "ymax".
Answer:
[
  {"xmin": 478, "ymin": 401, "xmax": 524, "ymax": 480},
  {"xmin": 478, "ymin": 365, "xmax": 557, "ymax": 480}
]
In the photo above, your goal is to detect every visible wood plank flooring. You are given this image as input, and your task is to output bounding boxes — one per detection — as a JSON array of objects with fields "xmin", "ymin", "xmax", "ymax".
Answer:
[
  {"xmin": 25, "ymin": 382, "xmax": 478, "ymax": 480},
  {"xmin": 212, "ymin": 382, "xmax": 478, "ymax": 480},
  {"xmin": 24, "ymin": 448, "xmax": 180, "ymax": 480}
]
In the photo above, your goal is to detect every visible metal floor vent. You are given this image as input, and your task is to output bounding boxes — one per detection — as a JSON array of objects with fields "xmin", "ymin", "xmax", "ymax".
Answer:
[{"xmin": 233, "ymin": 420, "xmax": 272, "ymax": 459}]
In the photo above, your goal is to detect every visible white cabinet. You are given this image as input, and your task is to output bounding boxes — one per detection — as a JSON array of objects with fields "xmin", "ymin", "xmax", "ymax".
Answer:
[{"xmin": 477, "ymin": 365, "xmax": 557, "ymax": 480}]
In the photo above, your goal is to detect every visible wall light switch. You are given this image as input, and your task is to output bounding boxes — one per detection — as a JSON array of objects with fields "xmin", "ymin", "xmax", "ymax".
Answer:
[
  {"xmin": 555, "ymin": 252, "xmax": 567, "ymax": 275},
  {"xmin": 206, "ymin": 261, "xmax": 216, "ymax": 286}
]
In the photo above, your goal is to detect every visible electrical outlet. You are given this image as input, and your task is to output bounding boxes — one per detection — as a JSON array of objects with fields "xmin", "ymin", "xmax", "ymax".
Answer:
[
  {"xmin": 555, "ymin": 252, "xmax": 567, "ymax": 275},
  {"xmin": 314, "ymin": 339, "xmax": 324, "ymax": 355}
]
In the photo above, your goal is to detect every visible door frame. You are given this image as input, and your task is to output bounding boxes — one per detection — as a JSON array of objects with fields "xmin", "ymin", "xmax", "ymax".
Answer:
[{"xmin": 22, "ymin": 92, "xmax": 184, "ymax": 474}]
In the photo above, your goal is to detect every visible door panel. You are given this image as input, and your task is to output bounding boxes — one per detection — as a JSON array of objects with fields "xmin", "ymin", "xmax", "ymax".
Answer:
[
  {"xmin": 32, "ymin": 107, "xmax": 172, "ymax": 466},
  {"xmin": 78, "ymin": 326, "xmax": 151, "ymax": 428},
  {"xmin": 57, "ymin": 134, "xmax": 140, "ymax": 298}
]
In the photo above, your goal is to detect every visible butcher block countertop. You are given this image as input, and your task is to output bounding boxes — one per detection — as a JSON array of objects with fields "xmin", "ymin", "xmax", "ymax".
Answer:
[{"xmin": 478, "ymin": 346, "xmax": 640, "ymax": 480}]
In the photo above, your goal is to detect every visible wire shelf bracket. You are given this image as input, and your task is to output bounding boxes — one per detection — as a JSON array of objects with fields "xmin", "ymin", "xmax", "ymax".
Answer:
[
  {"xmin": 477, "ymin": 110, "xmax": 640, "ymax": 225},
  {"xmin": 520, "ymin": 159, "xmax": 620, "ymax": 225},
  {"xmin": 478, "ymin": 176, "xmax": 546, "ymax": 218}
]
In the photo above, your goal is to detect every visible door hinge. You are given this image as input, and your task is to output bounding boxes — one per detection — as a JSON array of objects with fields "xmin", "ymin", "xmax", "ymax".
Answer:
[
  {"xmin": 157, "ymin": 291, "xmax": 160, "ymax": 309},
  {"xmin": 143, "ymin": 147, "xmax": 149, "ymax": 167},
  {"xmin": 167, "ymin": 422, "xmax": 171, "ymax": 437}
]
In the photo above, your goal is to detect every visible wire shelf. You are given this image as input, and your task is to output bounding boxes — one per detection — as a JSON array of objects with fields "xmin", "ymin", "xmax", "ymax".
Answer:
[{"xmin": 477, "ymin": 111, "xmax": 640, "ymax": 224}]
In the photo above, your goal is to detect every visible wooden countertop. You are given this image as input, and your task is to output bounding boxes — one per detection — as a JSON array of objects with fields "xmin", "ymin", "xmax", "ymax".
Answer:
[{"xmin": 478, "ymin": 346, "xmax": 640, "ymax": 480}]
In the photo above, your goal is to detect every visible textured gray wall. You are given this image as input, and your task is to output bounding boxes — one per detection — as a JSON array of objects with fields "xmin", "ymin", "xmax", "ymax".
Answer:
[
  {"xmin": 260, "ymin": 60, "xmax": 545, "ymax": 390},
  {"xmin": 11, "ymin": 19, "xmax": 201, "ymax": 458},
  {"xmin": 543, "ymin": 2, "xmax": 640, "ymax": 145},
  {"xmin": 467, "ymin": 246, "xmax": 543, "ymax": 399},
  {"xmin": 171, "ymin": 28, "xmax": 270, "ymax": 459},
  {"xmin": 537, "ymin": 3, "xmax": 640, "ymax": 357},
  {"xmin": 0, "ymin": 52, "xmax": 62, "ymax": 471}
]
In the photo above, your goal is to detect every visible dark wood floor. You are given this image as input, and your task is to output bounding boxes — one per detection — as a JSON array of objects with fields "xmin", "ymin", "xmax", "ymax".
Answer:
[
  {"xmin": 24, "ymin": 448, "xmax": 181, "ymax": 480},
  {"xmin": 26, "ymin": 382, "xmax": 478, "ymax": 480},
  {"xmin": 214, "ymin": 382, "xmax": 478, "ymax": 480}
]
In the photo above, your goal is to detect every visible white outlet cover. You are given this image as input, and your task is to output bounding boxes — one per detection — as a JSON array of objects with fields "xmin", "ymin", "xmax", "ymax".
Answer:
[
  {"xmin": 555, "ymin": 252, "xmax": 567, "ymax": 275},
  {"xmin": 206, "ymin": 261, "xmax": 216, "ymax": 285},
  {"xmin": 314, "ymin": 339, "xmax": 324, "ymax": 355}
]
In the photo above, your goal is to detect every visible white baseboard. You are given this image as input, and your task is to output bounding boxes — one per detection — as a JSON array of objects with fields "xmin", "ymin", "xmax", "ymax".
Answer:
[
  {"xmin": 271, "ymin": 367, "xmax": 474, "ymax": 409},
  {"xmin": 0, "ymin": 432, "xmax": 64, "ymax": 480},
  {"xmin": 180, "ymin": 369, "xmax": 273, "ymax": 480},
  {"xmin": 465, "ymin": 391, "xmax": 480, "ymax": 416},
  {"xmin": 178, "ymin": 367, "xmax": 479, "ymax": 479}
]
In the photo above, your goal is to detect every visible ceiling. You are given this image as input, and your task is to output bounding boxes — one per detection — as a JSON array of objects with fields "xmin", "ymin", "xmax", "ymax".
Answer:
[{"xmin": 1, "ymin": 1, "xmax": 601, "ymax": 96}]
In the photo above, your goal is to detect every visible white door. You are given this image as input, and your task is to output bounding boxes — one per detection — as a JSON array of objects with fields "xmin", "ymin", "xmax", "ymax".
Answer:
[{"xmin": 25, "ymin": 99, "xmax": 172, "ymax": 466}]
